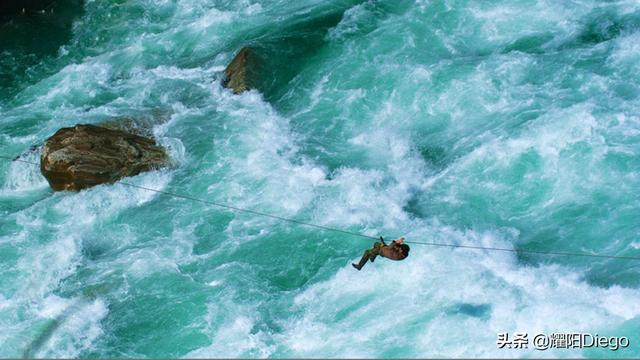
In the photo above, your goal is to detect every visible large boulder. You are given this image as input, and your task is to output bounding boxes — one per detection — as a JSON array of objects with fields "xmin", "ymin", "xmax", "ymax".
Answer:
[
  {"xmin": 222, "ymin": 47, "xmax": 257, "ymax": 94},
  {"xmin": 40, "ymin": 124, "xmax": 169, "ymax": 191}
]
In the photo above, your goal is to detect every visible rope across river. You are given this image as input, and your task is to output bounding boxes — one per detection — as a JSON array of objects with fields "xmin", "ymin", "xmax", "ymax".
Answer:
[{"xmin": 2, "ymin": 155, "xmax": 640, "ymax": 261}]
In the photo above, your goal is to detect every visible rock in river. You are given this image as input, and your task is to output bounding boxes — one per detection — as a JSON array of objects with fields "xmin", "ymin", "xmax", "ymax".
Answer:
[
  {"xmin": 40, "ymin": 124, "xmax": 169, "ymax": 191},
  {"xmin": 222, "ymin": 47, "xmax": 257, "ymax": 94}
]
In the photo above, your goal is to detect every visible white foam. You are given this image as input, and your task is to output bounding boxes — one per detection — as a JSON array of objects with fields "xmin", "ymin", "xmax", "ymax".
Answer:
[
  {"xmin": 35, "ymin": 295, "xmax": 72, "ymax": 319},
  {"xmin": 187, "ymin": 313, "xmax": 274, "ymax": 358},
  {"xmin": 190, "ymin": 7, "xmax": 234, "ymax": 29},
  {"xmin": 124, "ymin": 249, "xmax": 180, "ymax": 279},
  {"xmin": 36, "ymin": 298, "xmax": 108, "ymax": 358},
  {"xmin": 201, "ymin": 87, "xmax": 333, "ymax": 231},
  {"xmin": 15, "ymin": 234, "xmax": 80, "ymax": 300},
  {"xmin": 609, "ymin": 32, "xmax": 640, "ymax": 71},
  {"xmin": 35, "ymin": 62, "xmax": 112, "ymax": 107},
  {"xmin": 326, "ymin": 3, "xmax": 371, "ymax": 41},
  {"xmin": 0, "ymin": 294, "xmax": 10, "ymax": 311},
  {"xmin": 207, "ymin": 280, "xmax": 223, "ymax": 287},
  {"xmin": 466, "ymin": 2, "xmax": 584, "ymax": 48},
  {"xmin": 429, "ymin": 102, "xmax": 619, "ymax": 214},
  {"xmin": 1, "ymin": 151, "xmax": 48, "ymax": 192},
  {"xmin": 0, "ymin": 165, "xmax": 174, "ymax": 354},
  {"xmin": 52, "ymin": 170, "xmax": 172, "ymax": 221}
]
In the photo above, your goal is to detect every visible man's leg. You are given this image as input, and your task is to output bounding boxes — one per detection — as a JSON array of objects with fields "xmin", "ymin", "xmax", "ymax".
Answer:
[
  {"xmin": 352, "ymin": 243, "xmax": 382, "ymax": 270},
  {"xmin": 352, "ymin": 249, "xmax": 373, "ymax": 270},
  {"xmin": 370, "ymin": 242, "xmax": 383, "ymax": 263}
]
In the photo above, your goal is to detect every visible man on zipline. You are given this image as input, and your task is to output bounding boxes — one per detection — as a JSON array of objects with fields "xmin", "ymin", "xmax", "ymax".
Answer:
[{"xmin": 352, "ymin": 236, "xmax": 410, "ymax": 270}]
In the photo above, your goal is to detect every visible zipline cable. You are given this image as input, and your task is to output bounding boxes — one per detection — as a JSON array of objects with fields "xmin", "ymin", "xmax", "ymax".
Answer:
[{"xmin": 3, "ymin": 155, "xmax": 640, "ymax": 261}]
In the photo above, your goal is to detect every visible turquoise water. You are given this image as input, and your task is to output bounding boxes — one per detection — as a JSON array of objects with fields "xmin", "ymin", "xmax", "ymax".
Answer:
[{"xmin": 1, "ymin": 0, "xmax": 640, "ymax": 357}]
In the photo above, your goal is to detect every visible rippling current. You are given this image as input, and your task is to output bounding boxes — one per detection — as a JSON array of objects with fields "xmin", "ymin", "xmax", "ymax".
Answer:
[{"xmin": 1, "ymin": 0, "xmax": 640, "ymax": 357}]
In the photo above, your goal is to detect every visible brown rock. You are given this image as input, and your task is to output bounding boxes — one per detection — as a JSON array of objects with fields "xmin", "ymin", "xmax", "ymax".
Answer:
[
  {"xmin": 222, "ymin": 47, "xmax": 256, "ymax": 94},
  {"xmin": 40, "ymin": 124, "xmax": 169, "ymax": 191}
]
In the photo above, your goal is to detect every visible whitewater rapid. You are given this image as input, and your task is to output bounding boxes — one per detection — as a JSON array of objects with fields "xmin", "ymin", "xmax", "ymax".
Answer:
[{"xmin": 1, "ymin": 0, "xmax": 640, "ymax": 357}]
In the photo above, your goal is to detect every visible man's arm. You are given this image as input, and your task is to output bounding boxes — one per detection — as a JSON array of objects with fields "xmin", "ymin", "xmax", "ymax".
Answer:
[{"xmin": 391, "ymin": 237, "xmax": 405, "ymax": 245}]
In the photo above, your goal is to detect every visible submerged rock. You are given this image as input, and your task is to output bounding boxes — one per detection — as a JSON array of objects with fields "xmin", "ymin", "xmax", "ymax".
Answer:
[
  {"xmin": 40, "ymin": 124, "xmax": 168, "ymax": 191},
  {"xmin": 222, "ymin": 47, "xmax": 256, "ymax": 94}
]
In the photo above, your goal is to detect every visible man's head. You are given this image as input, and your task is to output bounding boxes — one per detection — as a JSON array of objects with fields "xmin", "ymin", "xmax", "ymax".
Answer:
[{"xmin": 400, "ymin": 244, "xmax": 410, "ymax": 258}]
